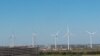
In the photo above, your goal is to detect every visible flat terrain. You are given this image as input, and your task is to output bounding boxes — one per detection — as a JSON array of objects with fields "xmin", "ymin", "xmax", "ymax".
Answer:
[
  {"xmin": 40, "ymin": 54, "xmax": 100, "ymax": 56},
  {"xmin": 82, "ymin": 55, "xmax": 100, "ymax": 56}
]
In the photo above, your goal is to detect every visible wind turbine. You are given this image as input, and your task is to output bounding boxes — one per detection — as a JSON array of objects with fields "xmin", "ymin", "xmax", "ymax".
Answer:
[
  {"xmin": 64, "ymin": 25, "xmax": 70, "ymax": 50},
  {"xmin": 52, "ymin": 32, "xmax": 59, "ymax": 50},
  {"xmin": 32, "ymin": 33, "xmax": 36, "ymax": 47},
  {"xmin": 87, "ymin": 31, "xmax": 95, "ymax": 48},
  {"xmin": 9, "ymin": 33, "xmax": 15, "ymax": 48}
]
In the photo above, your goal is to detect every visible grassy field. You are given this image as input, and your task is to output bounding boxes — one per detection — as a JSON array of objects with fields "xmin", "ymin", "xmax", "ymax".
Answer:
[
  {"xmin": 82, "ymin": 55, "xmax": 100, "ymax": 56},
  {"xmin": 39, "ymin": 50, "xmax": 100, "ymax": 56},
  {"xmin": 40, "ymin": 54, "xmax": 100, "ymax": 56}
]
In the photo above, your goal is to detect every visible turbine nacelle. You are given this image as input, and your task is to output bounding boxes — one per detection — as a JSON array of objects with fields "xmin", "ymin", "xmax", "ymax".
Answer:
[
  {"xmin": 86, "ymin": 31, "xmax": 96, "ymax": 37},
  {"xmin": 87, "ymin": 31, "xmax": 96, "ymax": 35},
  {"xmin": 51, "ymin": 31, "xmax": 59, "ymax": 37}
]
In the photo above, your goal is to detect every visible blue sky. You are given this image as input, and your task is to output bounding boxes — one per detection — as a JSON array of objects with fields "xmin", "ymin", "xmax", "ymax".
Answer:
[{"xmin": 0, "ymin": 0, "xmax": 100, "ymax": 45}]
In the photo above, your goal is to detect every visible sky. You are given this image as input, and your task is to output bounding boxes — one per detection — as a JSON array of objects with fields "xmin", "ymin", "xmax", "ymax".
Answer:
[{"xmin": 0, "ymin": 0, "xmax": 100, "ymax": 46}]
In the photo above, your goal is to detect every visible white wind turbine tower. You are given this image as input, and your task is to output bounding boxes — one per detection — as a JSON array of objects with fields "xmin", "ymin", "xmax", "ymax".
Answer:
[
  {"xmin": 9, "ymin": 33, "xmax": 15, "ymax": 48},
  {"xmin": 64, "ymin": 25, "xmax": 70, "ymax": 50},
  {"xmin": 32, "ymin": 33, "xmax": 36, "ymax": 47},
  {"xmin": 87, "ymin": 31, "xmax": 96, "ymax": 48},
  {"xmin": 52, "ymin": 32, "xmax": 59, "ymax": 50}
]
